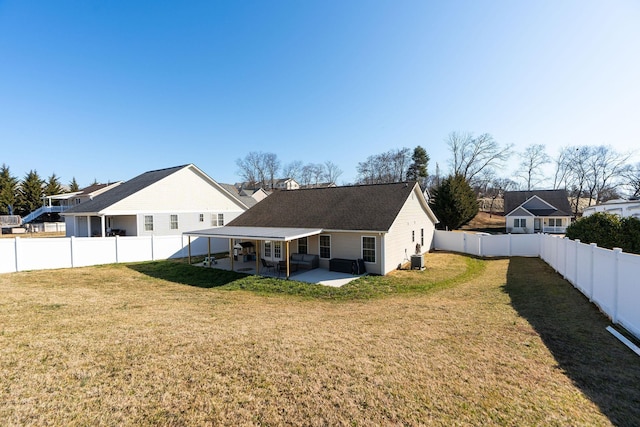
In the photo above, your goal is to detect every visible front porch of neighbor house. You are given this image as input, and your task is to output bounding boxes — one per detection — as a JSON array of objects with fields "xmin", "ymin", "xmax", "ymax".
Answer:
[{"xmin": 505, "ymin": 215, "xmax": 569, "ymax": 234}]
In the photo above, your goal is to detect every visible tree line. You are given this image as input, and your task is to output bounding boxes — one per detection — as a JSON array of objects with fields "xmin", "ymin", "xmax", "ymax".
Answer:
[
  {"xmin": 4, "ymin": 132, "xmax": 638, "ymax": 229},
  {"xmin": 0, "ymin": 165, "xmax": 81, "ymax": 216}
]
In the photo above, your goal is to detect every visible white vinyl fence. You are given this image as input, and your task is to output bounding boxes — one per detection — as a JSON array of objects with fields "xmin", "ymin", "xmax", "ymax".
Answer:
[
  {"xmin": 434, "ymin": 230, "xmax": 640, "ymax": 340},
  {"xmin": 0, "ymin": 235, "xmax": 226, "ymax": 274}
]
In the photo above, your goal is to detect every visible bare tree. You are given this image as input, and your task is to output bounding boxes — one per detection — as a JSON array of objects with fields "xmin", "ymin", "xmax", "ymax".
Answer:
[
  {"xmin": 263, "ymin": 152, "xmax": 280, "ymax": 189},
  {"xmin": 623, "ymin": 162, "xmax": 640, "ymax": 198},
  {"xmin": 554, "ymin": 145, "xmax": 633, "ymax": 213},
  {"xmin": 282, "ymin": 160, "xmax": 303, "ymax": 182},
  {"xmin": 446, "ymin": 132, "xmax": 512, "ymax": 184},
  {"xmin": 483, "ymin": 177, "xmax": 516, "ymax": 217},
  {"xmin": 551, "ymin": 147, "xmax": 572, "ymax": 190},
  {"xmin": 356, "ymin": 147, "xmax": 412, "ymax": 184},
  {"xmin": 515, "ymin": 144, "xmax": 550, "ymax": 190},
  {"xmin": 323, "ymin": 161, "xmax": 342, "ymax": 185},
  {"xmin": 584, "ymin": 145, "xmax": 632, "ymax": 205},
  {"xmin": 236, "ymin": 151, "xmax": 280, "ymax": 188}
]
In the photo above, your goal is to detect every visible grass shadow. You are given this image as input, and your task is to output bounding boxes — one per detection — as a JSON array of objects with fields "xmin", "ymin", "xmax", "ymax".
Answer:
[
  {"xmin": 127, "ymin": 260, "xmax": 249, "ymax": 288},
  {"xmin": 504, "ymin": 257, "xmax": 640, "ymax": 426}
]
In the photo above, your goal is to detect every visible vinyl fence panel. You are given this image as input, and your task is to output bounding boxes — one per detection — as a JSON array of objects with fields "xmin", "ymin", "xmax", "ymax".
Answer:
[{"xmin": 617, "ymin": 251, "xmax": 640, "ymax": 338}]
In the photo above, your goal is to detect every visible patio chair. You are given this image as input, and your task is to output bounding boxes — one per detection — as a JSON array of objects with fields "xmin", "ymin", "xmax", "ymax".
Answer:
[{"xmin": 261, "ymin": 258, "xmax": 276, "ymax": 274}]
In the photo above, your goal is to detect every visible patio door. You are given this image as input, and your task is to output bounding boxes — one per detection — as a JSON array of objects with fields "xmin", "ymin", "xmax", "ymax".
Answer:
[{"xmin": 534, "ymin": 218, "xmax": 541, "ymax": 232}]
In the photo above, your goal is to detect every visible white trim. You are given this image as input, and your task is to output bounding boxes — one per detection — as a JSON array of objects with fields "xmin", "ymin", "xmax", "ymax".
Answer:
[{"xmin": 184, "ymin": 226, "xmax": 323, "ymax": 242}]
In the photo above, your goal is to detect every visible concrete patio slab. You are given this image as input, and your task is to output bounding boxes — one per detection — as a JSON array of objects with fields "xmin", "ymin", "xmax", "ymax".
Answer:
[{"xmin": 195, "ymin": 256, "xmax": 363, "ymax": 287}]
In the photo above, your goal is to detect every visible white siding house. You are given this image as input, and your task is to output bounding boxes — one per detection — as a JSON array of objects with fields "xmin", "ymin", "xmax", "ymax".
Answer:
[
  {"xmin": 582, "ymin": 199, "xmax": 640, "ymax": 219},
  {"xmin": 63, "ymin": 164, "xmax": 249, "ymax": 238},
  {"xmin": 185, "ymin": 182, "xmax": 438, "ymax": 277}
]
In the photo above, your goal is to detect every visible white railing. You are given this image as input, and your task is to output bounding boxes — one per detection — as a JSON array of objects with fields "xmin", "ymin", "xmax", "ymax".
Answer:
[
  {"xmin": 433, "ymin": 230, "xmax": 640, "ymax": 340},
  {"xmin": 0, "ymin": 235, "xmax": 225, "ymax": 274},
  {"xmin": 21, "ymin": 206, "xmax": 68, "ymax": 224}
]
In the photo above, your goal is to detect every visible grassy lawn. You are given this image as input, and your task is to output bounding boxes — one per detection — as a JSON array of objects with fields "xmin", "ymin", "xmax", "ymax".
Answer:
[{"xmin": 1, "ymin": 253, "xmax": 639, "ymax": 426}]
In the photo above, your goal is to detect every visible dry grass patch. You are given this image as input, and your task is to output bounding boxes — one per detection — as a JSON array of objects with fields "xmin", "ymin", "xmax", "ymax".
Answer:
[{"xmin": 1, "ymin": 255, "xmax": 639, "ymax": 426}]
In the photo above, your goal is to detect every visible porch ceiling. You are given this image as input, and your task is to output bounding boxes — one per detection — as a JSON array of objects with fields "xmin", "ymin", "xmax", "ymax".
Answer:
[{"xmin": 184, "ymin": 226, "xmax": 322, "ymax": 242}]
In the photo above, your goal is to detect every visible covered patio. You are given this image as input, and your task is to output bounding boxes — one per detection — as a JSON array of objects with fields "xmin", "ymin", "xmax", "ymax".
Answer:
[{"xmin": 184, "ymin": 226, "xmax": 363, "ymax": 286}]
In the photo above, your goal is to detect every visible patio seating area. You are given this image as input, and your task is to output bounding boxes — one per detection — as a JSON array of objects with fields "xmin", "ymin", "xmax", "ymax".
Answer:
[{"xmin": 196, "ymin": 257, "xmax": 364, "ymax": 287}]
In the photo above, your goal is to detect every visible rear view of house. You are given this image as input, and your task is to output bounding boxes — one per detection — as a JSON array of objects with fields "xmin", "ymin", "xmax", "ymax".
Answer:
[{"xmin": 186, "ymin": 181, "xmax": 438, "ymax": 276}]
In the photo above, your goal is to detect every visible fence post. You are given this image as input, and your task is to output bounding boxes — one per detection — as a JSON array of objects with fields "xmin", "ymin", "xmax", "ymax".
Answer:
[
  {"xmin": 563, "ymin": 237, "xmax": 568, "ymax": 280},
  {"xmin": 612, "ymin": 248, "xmax": 622, "ymax": 324},
  {"xmin": 115, "ymin": 235, "xmax": 119, "ymax": 263},
  {"xmin": 589, "ymin": 243, "xmax": 597, "ymax": 302},
  {"xmin": 70, "ymin": 236, "xmax": 75, "ymax": 268},
  {"xmin": 508, "ymin": 233, "xmax": 512, "ymax": 257},
  {"xmin": 151, "ymin": 235, "xmax": 155, "ymax": 261},
  {"xmin": 553, "ymin": 237, "xmax": 560, "ymax": 273},
  {"xmin": 539, "ymin": 233, "xmax": 543, "ymax": 259},
  {"xmin": 14, "ymin": 237, "xmax": 20, "ymax": 272},
  {"xmin": 463, "ymin": 233, "xmax": 467, "ymax": 254},
  {"xmin": 478, "ymin": 234, "xmax": 483, "ymax": 257},
  {"xmin": 574, "ymin": 239, "xmax": 580, "ymax": 288}
]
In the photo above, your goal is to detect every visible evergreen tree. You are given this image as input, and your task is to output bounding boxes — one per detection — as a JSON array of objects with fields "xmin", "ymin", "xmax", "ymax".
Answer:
[
  {"xmin": 0, "ymin": 164, "xmax": 19, "ymax": 215},
  {"xmin": 68, "ymin": 177, "xmax": 80, "ymax": 192},
  {"xmin": 407, "ymin": 145, "xmax": 429, "ymax": 186},
  {"xmin": 431, "ymin": 173, "xmax": 478, "ymax": 230},
  {"xmin": 44, "ymin": 173, "xmax": 63, "ymax": 197},
  {"xmin": 16, "ymin": 170, "xmax": 44, "ymax": 216}
]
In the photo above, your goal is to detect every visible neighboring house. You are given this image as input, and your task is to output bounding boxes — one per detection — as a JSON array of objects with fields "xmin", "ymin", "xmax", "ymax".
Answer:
[
  {"xmin": 504, "ymin": 190, "xmax": 573, "ymax": 234},
  {"xmin": 20, "ymin": 182, "xmax": 123, "ymax": 224},
  {"xmin": 185, "ymin": 181, "xmax": 438, "ymax": 276},
  {"xmin": 242, "ymin": 187, "xmax": 270, "ymax": 203},
  {"xmin": 274, "ymin": 178, "xmax": 300, "ymax": 190},
  {"xmin": 62, "ymin": 164, "xmax": 249, "ymax": 237},
  {"xmin": 217, "ymin": 183, "xmax": 263, "ymax": 208},
  {"xmin": 582, "ymin": 198, "xmax": 640, "ymax": 219},
  {"xmin": 235, "ymin": 178, "xmax": 300, "ymax": 191},
  {"xmin": 300, "ymin": 182, "xmax": 337, "ymax": 189}
]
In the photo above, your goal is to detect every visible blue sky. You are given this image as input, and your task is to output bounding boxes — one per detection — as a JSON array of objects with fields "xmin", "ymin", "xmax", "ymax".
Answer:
[{"xmin": 1, "ymin": 0, "xmax": 639, "ymax": 187}]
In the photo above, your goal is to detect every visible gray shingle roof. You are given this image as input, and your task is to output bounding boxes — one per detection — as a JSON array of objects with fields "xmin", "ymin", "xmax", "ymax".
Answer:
[
  {"xmin": 228, "ymin": 182, "xmax": 429, "ymax": 231},
  {"xmin": 504, "ymin": 190, "xmax": 573, "ymax": 217},
  {"xmin": 218, "ymin": 183, "xmax": 258, "ymax": 208},
  {"xmin": 63, "ymin": 165, "xmax": 189, "ymax": 214}
]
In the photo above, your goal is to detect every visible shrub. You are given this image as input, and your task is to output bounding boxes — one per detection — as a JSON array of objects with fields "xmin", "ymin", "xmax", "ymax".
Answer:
[{"xmin": 566, "ymin": 212, "xmax": 640, "ymax": 255}]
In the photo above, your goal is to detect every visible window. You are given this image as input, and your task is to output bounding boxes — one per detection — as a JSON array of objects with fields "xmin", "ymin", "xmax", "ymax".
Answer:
[
  {"xmin": 144, "ymin": 215, "xmax": 153, "ymax": 231},
  {"xmin": 421, "ymin": 228, "xmax": 424, "ymax": 246},
  {"xmin": 320, "ymin": 235, "xmax": 331, "ymax": 259},
  {"xmin": 362, "ymin": 236, "xmax": 376, "ymax": 263},
  {"xmin": 298, "ymin": 237, "xmax": 308, "ymax": 254},
  {"xmin": 170, "ymin": 214, "xmax": 178, "ymax": 229},
  {"xmin": 274, "ymin": 241, "xmax": 281, "ymax": 259},
  {"xmin": 514, "ymin": 218, "xmax": 526, "ymax": 228},
  {"xmin": 264, "ymin": 241, "xmax": 271, "ymax": 257},
  {"xmin": 549, "ymin": 218, "xmax": 562, "ymax": 227},
  {"xmin": 199, "ymin": 214, "xmax": 204, "ymax": 222},
  {"xmin": 211, "ymin": 213, "xmax": 224, "ymax": 227}
]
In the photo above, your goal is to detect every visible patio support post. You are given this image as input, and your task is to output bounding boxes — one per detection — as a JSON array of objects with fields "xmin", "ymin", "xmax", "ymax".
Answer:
[
  {"xmin": 207, "ymin": 237, "xmax": 211, "ymax": 267},
  {"xmin": 86, "ymin": 215, "xmax": 91, "ymax": 237},
  {"xmin": 229, "ymin": 240, "xmax": 234, "ymax": 271},
  {"xmin": 255, "ymin": 240, "xmax": 259, "ymax": 274},
  {"xmin": 100, "ymin": 215, "xmax": 106, "ymax": 237},
  {"xmin": 286, "ymin": 240, "xmax": 290, "ymax": 279},
  {"xmin": 187, "ymin": 236, "xmax": 191, "ymax": 265}
]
